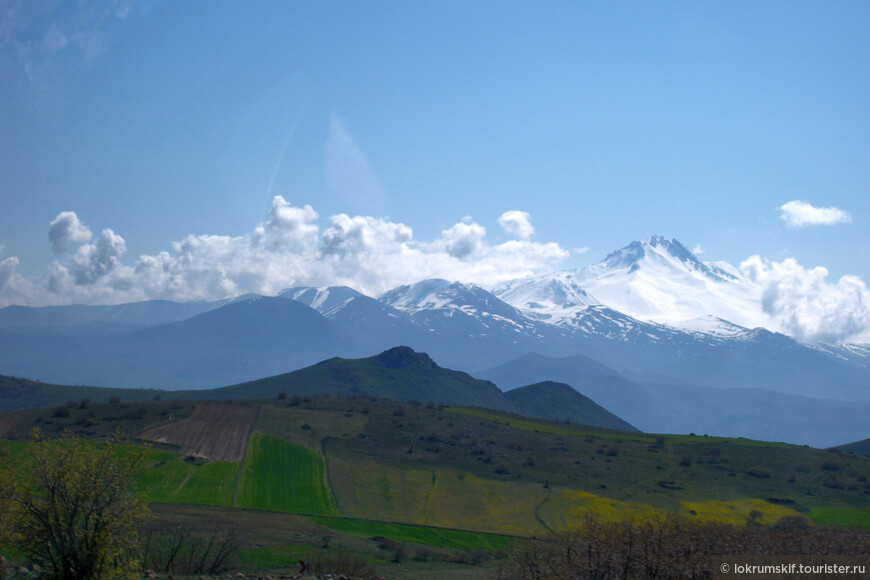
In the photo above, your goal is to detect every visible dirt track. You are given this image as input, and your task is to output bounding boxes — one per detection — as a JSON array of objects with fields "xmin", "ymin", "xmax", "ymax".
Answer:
[{"xmin": 141, "ymin": 403, "xmax": 259, "ymax": 461}]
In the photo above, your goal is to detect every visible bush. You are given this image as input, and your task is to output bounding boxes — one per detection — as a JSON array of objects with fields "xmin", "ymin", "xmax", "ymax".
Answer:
[
  {"xmin": 0, "ymin": 431, "xmax": 148, "ymax": 580},
  {"xmin": 747, "ymin": 466, "xmax": 772, "ymax": 478}
]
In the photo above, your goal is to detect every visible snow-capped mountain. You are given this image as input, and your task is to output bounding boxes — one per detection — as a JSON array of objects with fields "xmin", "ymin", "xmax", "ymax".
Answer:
[
  {"xmin": 491, "ymin": 272, "xmax": 598, "ymax": 325},
  {"xmin": 495, "ymin": 235, "xmax": 773, "ymax": 333},
  {"xmin": 379, "ymin": 279, "xmax": 541, "ymax": 335}
]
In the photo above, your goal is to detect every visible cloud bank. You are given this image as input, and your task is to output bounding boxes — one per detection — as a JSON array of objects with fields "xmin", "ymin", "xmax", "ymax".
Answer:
[
  {"xmin": 741, "ymin": 256, "xmax": 870, "ymax": 343},
  {"xmin": 779, "ymin": 200, "xmax": 852, "ymax": 228},
  {"xmin": 0, "ymin": 197, "xmax": 567, "ymax": 307}
]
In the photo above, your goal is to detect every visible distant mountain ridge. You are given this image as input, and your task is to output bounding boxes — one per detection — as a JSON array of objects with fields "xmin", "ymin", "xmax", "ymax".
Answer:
[
  {"xmin": 0, "ymin": 346, "xmax": 638, "ymax": 433},
  {"xmin": 0, "ymin": 235, "xmax": 868, "ymax": 446}
]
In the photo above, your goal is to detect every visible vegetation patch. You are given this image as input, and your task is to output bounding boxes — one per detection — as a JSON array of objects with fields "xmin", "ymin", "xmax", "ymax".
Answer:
[
  {"xmin": 237, "ymin": 433, "xmax": 339, "ymax": 515},
  {"xmin": 137, "ymin": 448, "xmax": 238, "ymax": 506},
  {"xmin": 327, "ymin": 454, "xmax": 549, "ymax": 535},
  {"xmin": 255, "ymin": 403, "xmax": 368, "ymax": 449},
  {"xmin": 537, "ymin": 489, "xmax": 660, "ymax": 530},
  {"xmin": 309, "ymin": 516, "xmax": 515, "ymax": 553},
  {"xmin": 680, "ymin": 498, "xmax": 802, "ymax": 526},
  {"xmin": 808, "ymin": 507, "xmax": 870, "ymax": 530}
]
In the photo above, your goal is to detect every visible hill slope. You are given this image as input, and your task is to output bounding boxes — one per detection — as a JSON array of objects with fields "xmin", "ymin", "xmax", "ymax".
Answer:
[{"xmin": 503, "ymin": 381, "xmax": 637, "ymax": 432}]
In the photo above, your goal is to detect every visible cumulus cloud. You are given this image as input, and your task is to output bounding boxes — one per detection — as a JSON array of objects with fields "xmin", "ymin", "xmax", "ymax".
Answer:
[
  {"xmin": 0, "ymin": 257, "xmax": 19, "ymax": 293},
  {"xmin": 49, "ymin": 211, "xmax": 92, "ymax": 252},
  {"xmin": 430, "ymin": 220, "xmax": 486, "ymax": 259},
  {"xmin": 323, "ymin": 214, "xmax": 412, "ymax": 256},
  {"xmin": 779, "ymin": 200, "xmax": 852, "ymax": 228},
  {"xmin": 498, "ymin": 210, "xmax": 534, "ymax": 240},
  {"xmin": 741, "ymin": 256, "xmax": 870, "ymax": 343},
  {"xmin": 0, "ymin": 197, "xmax": 570, "ymax": 307},
  {"xmin": 72, "ymin": 228, "xmax": 127, "ymax": 284}
]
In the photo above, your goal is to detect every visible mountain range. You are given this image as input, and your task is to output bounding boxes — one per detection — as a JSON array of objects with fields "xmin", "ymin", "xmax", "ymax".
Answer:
[{"xmin": 1, "ymin": 236, "xmax": 867, "ymax": 447}]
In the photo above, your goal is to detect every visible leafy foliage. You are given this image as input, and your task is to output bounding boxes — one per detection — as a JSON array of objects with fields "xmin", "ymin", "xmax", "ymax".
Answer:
[{"xmin": 0, "ymin": 431, "xmax": 149, "ymax": 580}]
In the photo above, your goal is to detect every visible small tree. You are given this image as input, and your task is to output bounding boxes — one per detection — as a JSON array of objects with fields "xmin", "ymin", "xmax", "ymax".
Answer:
[{"xmin": 0, "ymin": 430, "xmax": 149, "ymax": 580}]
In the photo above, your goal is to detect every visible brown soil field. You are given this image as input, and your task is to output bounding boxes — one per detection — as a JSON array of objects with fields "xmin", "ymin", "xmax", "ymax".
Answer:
[{"xmin": 141, "ymin": 403, "xmax": 259, "ymax": 461}]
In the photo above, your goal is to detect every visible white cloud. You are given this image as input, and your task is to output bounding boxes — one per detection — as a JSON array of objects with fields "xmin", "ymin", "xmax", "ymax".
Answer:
[
  {"xmin": 323, "ymin": 214, "xmax": 412, "ymax": 256},
  {"xmin": 0, "ymin": 197, "xmax": 570, "ymax": 307},
  {"xmin": 779, "ymin": 200, "xmax": 852, "ymax": 228},
  {"xmin": 72, "ymin": 228, "xmax": 127, "ymax": 284},
  {"xmin": 430, "ymin": 221, "xmax": 486, "ymax": 259},
  {"xmin": 0, "ymin": 257, "xmax": 19, "ymax": 293},
  {"xmin": 692, "ymin": 244, "xmax": 704, "ymax": 256},
  {"xmin": 741, "ymin": 256, "xmax": 870, "ymax": 343},
  {"xmin": 498, "ymin": 210, "xmax": 534, "ymax": 240},
  {"xmin": 49, "ymin": 211, "xmax": 93, "ymax": 252}
]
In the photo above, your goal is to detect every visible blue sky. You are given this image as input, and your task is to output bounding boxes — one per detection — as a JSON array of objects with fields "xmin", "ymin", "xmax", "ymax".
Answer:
[{"xmin": 1, "ymin": 1, "xmax": 868, "ymax": 312}]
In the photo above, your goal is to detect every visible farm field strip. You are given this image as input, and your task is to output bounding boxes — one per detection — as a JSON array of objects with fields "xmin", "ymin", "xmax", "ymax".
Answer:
[
  {"xmin": 328, "ymin": 454, "xmax": 555, "ymax": 535},
  {"xmin": 237, "ymin": 433, "xmax": 339, "ymax": 515},
  {"xmin": 140, "ymin": 402, "xmax": 258, "ymax": 461},
  {"xmin": 447, "ymin": 407, "xmax": 788, "ymax": 447},
  {"xmin": 308, "ymin": 515, "xmax": 517, "ymax": 551},
  {"xmin": 138, "ymin": 450, "xmax": 239, "ymax": 506}
]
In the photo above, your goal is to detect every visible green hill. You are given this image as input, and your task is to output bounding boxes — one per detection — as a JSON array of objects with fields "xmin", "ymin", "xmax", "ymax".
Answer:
[
  {"xmin": 0, "ymin": 374, "xmax": 162, "ymax": 414},
  {"xmin": 503, "ymin": 381, "xmax": 637, "ymax": 432},
  {"xmin": 210, "ymin": 346, "xmax": 515, "ymax": 412},
  {"xmin": 832, "ymin": 437, "xmax": 870, "ymax": 457}
]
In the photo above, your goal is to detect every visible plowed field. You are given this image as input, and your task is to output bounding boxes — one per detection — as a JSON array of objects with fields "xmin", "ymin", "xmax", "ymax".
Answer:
[{"xmin": 141, "ymin": 402, "xmax": 258, "ymax": 461}]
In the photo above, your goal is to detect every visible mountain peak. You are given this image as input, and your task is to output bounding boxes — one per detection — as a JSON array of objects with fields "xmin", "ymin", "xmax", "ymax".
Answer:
[
  {"xmin": 602, "ymin": 236, "xmax": 693, "ymax": 270},
  {"xmin": 598, "ymin": 236, "xmax": 735, "ymax": 282},
  {"xmin": 376, "ymin": 346, "xmax": 438, "ymax": 370}
]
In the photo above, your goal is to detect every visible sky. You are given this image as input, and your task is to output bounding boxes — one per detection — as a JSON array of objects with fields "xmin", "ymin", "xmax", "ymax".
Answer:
[{"xmin": 1, "ymin": 1, "xmax": 868, "ymax": 340}]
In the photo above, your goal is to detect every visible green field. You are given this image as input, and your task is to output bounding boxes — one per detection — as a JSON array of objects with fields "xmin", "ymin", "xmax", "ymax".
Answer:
[
  {"xmin": 137, "ymin": 448, "xmax": 238, "ymax": 506},
  {"xmin": 237, "ymin": 433, "xmax": 340, "ymax": 515},
  {"xmin": 808, "ymin": 507, "xmax": 870, "ymax": 530},
  {"xmin": 309, "ymin": 516, "xmax": 516, "ymax": 552}
]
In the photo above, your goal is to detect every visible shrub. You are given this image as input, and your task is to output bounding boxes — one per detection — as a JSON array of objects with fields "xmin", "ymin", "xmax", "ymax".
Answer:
[
  {"xmin": 0, "ymin": 431, "xmax": 148, "ymax": 580},
  {"xmin": 747, "ymin": 466, "xmax": 772, "ymax": 478}
]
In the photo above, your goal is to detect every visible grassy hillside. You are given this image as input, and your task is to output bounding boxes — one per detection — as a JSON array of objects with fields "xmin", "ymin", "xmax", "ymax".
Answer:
[
  {"xmin": 0, "ymin": 374, "xmax": 162, "ymax": 414},
  {"xmin": 503, "ymin": 380, "xmax": 637, "ymax": 431},
  {"xmin": 209, "ymin": 346, "xmax": 515, "ymax": 412},
  {"xmin": 2, "ymin": 347, "xmax": 641, "ymax": 433},
  {"xmin": 833, "ymin": 437, "xmax": 870, "ymax": 457},
  {"xmin": 3, "ymin": 393, "xmax": 870, "ymax": 578}
]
